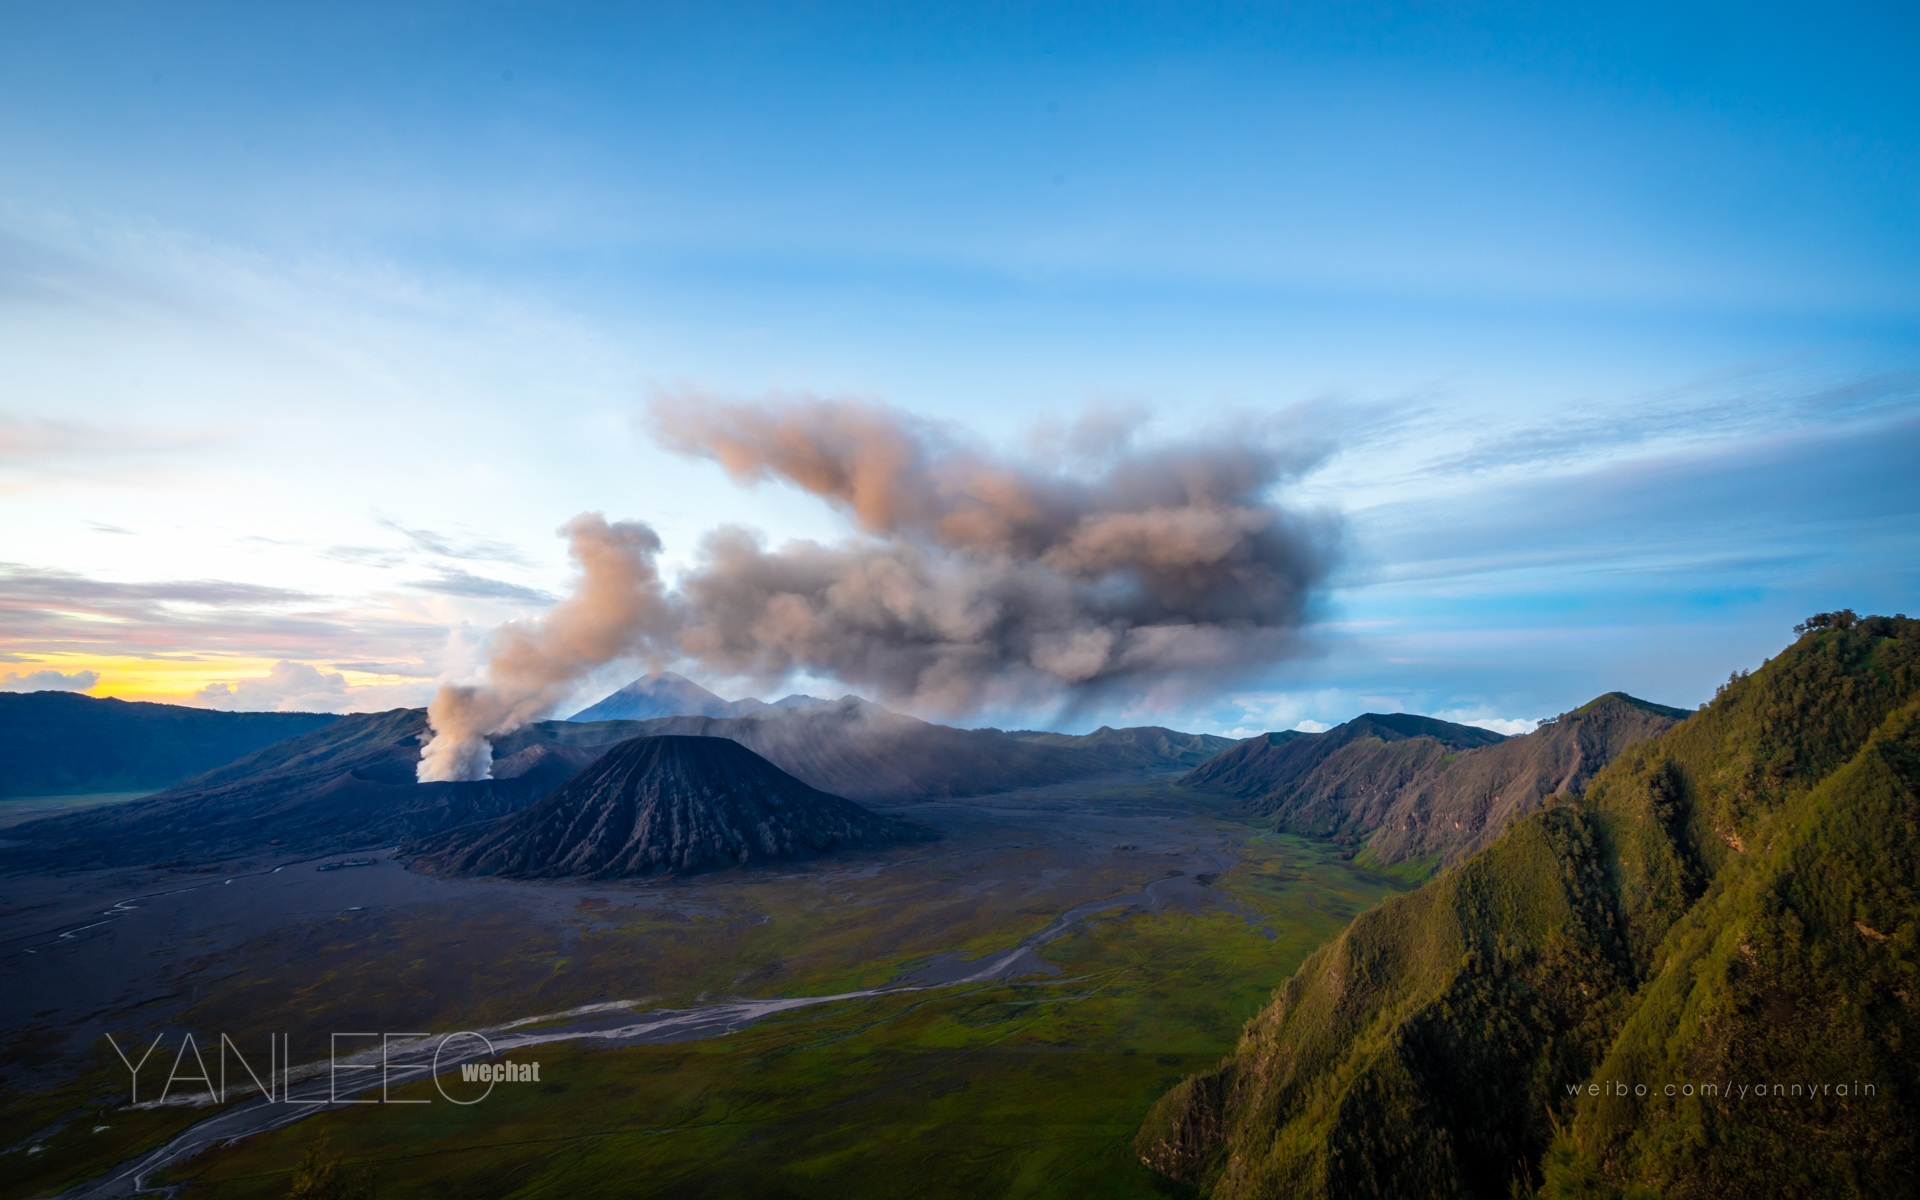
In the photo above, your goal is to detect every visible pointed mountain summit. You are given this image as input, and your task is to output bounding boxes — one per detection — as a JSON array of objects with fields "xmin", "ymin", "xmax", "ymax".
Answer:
[
  {"xmin": 407, "ymin": 735, "xmax": 915, "ymax": 878},
  {"xmin": 567, "ymin": 671, "xmax": 765, "ymax": 721}
]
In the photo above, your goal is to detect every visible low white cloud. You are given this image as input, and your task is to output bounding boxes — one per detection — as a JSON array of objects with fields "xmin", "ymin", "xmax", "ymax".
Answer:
[
  {"xmin": 1462, "ymin": 717, "xmax": 1538, "ymax": 736},
  {"xmin": 1, "ymin": 667, "xmax": 100, "ymax": 692},
  {"xmin": 1432, "ymin": 708, "xmax": 1541, "ymax": 737},
  {"xmin": 194, "ymin": 660, "xmax": 351, "ymax": 712}
]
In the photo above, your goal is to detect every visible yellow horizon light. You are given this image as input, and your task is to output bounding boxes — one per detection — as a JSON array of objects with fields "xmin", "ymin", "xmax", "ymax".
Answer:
[{"xmin": 2, "ymin": 654, "xmax": 433, "ymax": 703}]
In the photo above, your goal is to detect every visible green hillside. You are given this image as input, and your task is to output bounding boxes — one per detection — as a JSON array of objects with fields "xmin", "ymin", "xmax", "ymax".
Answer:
[{"xmin": 1138, "ymin": 611, "xmax": 1919, "ymax": 1198}]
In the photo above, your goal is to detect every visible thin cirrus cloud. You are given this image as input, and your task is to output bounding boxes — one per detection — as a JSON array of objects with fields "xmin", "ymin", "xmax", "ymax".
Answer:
[
  {"xmin": 375, "ymin": 517, "xmax": 531, "ymax": 566},
  {"xmin": 408, "ymin": 569, "xmax": 555, "ymax": 605},
  {"xmin": 1412, "ymin": 371, "xmax": 1920, "ymax": 480},
  {"xmin": 330, "ymin": 660, "xmax": 439, "ymax": 679},
  {"xmin": 0, "ymin": 413, "xmax": 219, "ymax": 474},
  {"xmin": 0, "ymin": 563, "xmax": 443, "ymax": 663},
  {"xmin": 1353, "ymin": 407, "xmax": 1920, "ymax": 594}
]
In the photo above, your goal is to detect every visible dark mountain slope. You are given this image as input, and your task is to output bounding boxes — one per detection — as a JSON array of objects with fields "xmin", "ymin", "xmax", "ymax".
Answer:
[
  {"xmin": 1137, "ymin": 613, "xmax": 1920, "ymax": 1199},
  {"xmin": 0, "ymin": 710, "xmax": 637, "ymax": 869},
  {"xmin": 4, "ymin": 697, "xmax": 1122, "ymax": 868},
  {"xmin": 1005, "ymin": 725, "xmax": 1242, "ymax": 770},
  {"xmin": 408, "ymin": 735, "xmax": 914, "ymax": 878},
  {"xmin": 0, "ymin": 691, "xmax": 339, "ymax": 798}
]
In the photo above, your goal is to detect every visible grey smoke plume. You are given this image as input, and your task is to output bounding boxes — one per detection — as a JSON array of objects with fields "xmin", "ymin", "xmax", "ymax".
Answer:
[
  {"xmin": 649, "ymin": 393, "xmax": 1339, "ymax": 714},
  {"xmin": 417, "ymin": 514, "xmax": 673, "ymax": 782}
]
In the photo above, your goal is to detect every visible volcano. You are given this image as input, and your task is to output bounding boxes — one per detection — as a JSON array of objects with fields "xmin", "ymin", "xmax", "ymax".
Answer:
[{"xmin": 407, "ymin": 734, "xmax": 915, "ymax": 878}]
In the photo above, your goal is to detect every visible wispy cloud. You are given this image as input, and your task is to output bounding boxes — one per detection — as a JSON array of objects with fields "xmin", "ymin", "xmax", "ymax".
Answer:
[
  {"xmin": 331, "ymin": 660, "xmax": 439, "ymax": 678},
  {"xmin": 0, "ymin": 563, "xmax": 443, "ymax": 662},
  {"xmin": 408, "ymin": 569, "xmax": 554, "ymax": 604},
  {"xmin": 0, "ymin": 413, "xmax": 224, "ymax": 495},
  {"xmin": 376, "ymin": 517, "xmax": 531, "ymax": 565},
  {"xmin": 1416, "ymin": 369, "xmax": 1920, "ymax": 479},
  {"xmin": 1349, "ymin": 407, "xmax": 1920, "ymax": 591}
]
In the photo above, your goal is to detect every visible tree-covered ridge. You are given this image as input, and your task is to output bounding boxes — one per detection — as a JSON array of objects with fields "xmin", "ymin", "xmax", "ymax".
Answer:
[
  {"xmin": 1565, "ymin": 696, "xmax": 1920, "ymax": 1196},
  {"xmin": 1138, "ymin": 615, "xmax": 1919, "ymax": 1198}
]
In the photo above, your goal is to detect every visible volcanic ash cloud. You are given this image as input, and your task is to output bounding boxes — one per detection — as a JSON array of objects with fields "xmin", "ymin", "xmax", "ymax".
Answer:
[
  {"xmin": 648, "ymin": 393, "xmax": 1341, "ymax": 713},
  {"xmin": 416, "ymin": 514, "xmax": 674, "ymax": 782}
]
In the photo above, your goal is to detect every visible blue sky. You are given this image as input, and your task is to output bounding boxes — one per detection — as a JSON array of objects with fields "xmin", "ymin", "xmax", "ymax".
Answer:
[{"xmin": 1, "ymin": 1, "xmax": 1915, "ymax": 735}]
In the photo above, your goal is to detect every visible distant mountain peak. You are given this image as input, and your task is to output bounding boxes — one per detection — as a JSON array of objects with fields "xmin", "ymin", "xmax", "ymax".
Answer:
[
  {"xmin": 1565, "ymin": 691, "xmax": 1693, "ymax": 722},
  {"xmin": 567, "ymin": 673, "xmax": 839, "ymax": 723},
  {"xmin": 567, "ymin": 671, "xmax": 761, "ymax": 722},
  {"xmin": 1342, "ymin": 712, "xmax": 1507, "ymax": 748}
]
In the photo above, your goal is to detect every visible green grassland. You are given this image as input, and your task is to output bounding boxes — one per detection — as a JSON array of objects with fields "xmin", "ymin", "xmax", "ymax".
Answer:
[
  {"xmin": 147, "ymin": 830, "xmax": 1407, "ymax": 1199},
  {"xmin": 7, "ymin": 786, "xmax": 1412, "ymax": 1199}
]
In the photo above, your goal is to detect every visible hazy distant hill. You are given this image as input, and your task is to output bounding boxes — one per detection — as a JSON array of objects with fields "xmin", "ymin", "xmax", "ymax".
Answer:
[
  {"xmin": 1139, "ymin": 614, "xmax": 1920, "ymax": 1198},
  {"xmin": 565, "ymin": 671, "xmax": 828, "ymax": 722},
  {"xmin": 1007, "ymin": 725, "xmax": 1242, "ymax": 770},
  {"xmin": 409, "ymin": 735, "xmax": 915, "ymax": 878},
  {"xmin": 0, "ymin": 691, "xmax": 340, "ymax": 798},
  {"xmin": 599, "ymin": 697, "xmax": 1104, "ymax": 801}
]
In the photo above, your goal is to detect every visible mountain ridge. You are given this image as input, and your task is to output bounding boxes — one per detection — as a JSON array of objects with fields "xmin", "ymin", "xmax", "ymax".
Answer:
[
  {"xmin": 0, "ymin": 691, "xmax": 340, "ymax": 798},
  {"xmin": 2, "ymin": 698, "xmax": 1226, "ymax": 868},
  {"xmin": 1178, "ymin": 697, "xmax": 1687, "ymax": 871}
]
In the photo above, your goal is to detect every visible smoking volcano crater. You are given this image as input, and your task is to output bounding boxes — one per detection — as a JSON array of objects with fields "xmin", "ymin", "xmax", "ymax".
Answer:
[{"xmin": 406, "ymin": 734, "xmax": 918, "ymax": 878}]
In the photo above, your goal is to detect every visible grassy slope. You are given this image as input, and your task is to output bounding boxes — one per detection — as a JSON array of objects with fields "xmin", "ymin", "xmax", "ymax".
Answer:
[
  {"xmin": 1138, "ymin": 617, "xmax": 1920, "ymax": 1199},
  {"xmin": 1563, "ymin": 696, "xmax": 1920, "ymax": 1197}
]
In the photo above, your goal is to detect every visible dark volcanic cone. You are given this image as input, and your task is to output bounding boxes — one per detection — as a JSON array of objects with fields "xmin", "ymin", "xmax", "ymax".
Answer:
[{"xmin": 407, "ymin": 735, "xmax": 915, "ymax": 878}]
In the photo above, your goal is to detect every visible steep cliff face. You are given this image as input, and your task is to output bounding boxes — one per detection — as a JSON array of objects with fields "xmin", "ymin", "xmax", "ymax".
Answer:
[
  {"xmin": 1364, "ymin": 693, "xmax": 1689, "ymax": 868},
  {"xmin": 406, "ymin": 734, "xmax": 917, "ymax": 878},
  {"xmin": 1179, "ymin": 698, "xmax": 1686, "ymax": 871},
  {"xmin": 1180, "ymin": 716, "xmax": 1500, "ymax": 816},
  {"xmin": 1138, "ymin": 616, "xmax": 1920, "ymax": 1199}
]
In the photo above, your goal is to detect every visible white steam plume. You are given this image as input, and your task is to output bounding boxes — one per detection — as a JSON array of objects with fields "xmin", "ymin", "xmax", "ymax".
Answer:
[{"xmin": 416, "ymin": 514, "xmax": 673, "ymax": 782}]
